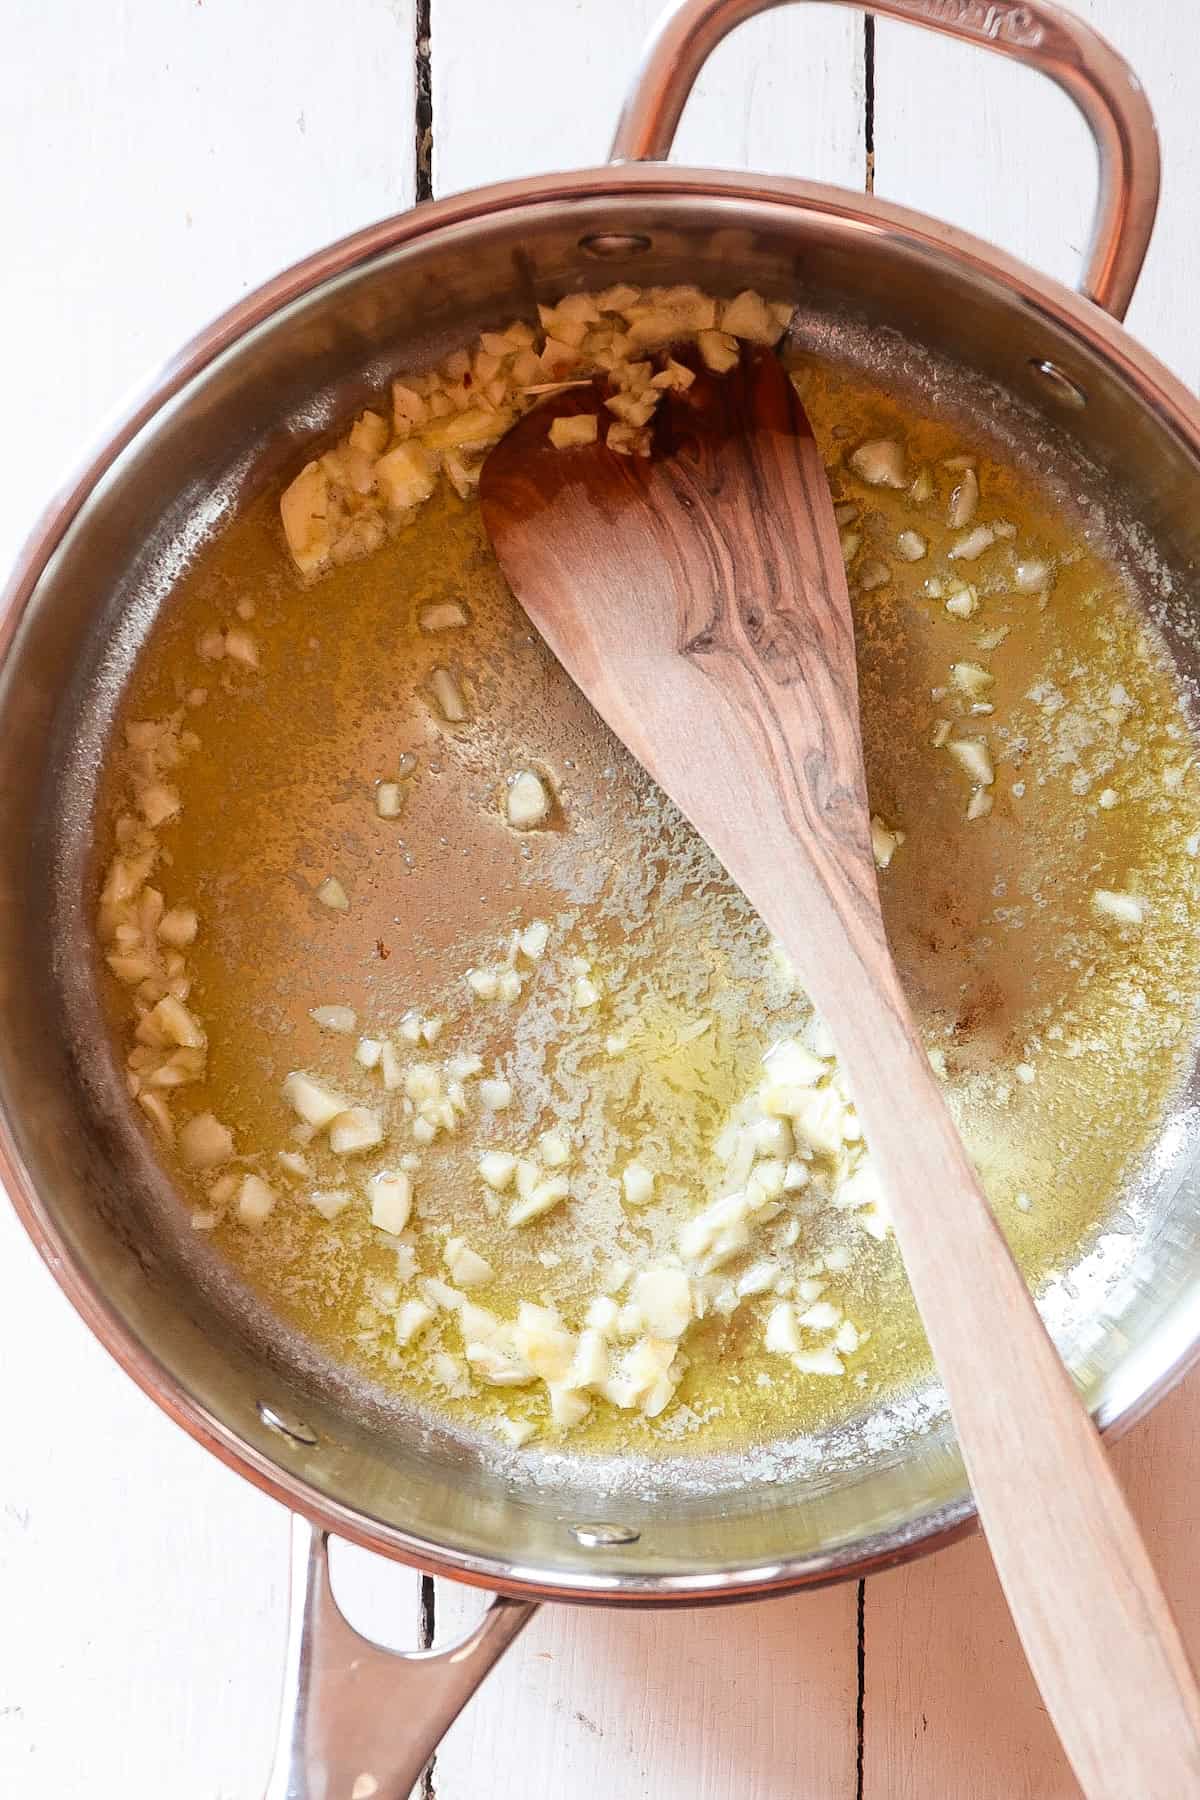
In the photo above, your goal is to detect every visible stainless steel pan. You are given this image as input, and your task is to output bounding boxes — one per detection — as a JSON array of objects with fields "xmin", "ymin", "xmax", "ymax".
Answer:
[{"xmin": 5, "ymin": 2, "xmax": 1199, "ymax": 1793}]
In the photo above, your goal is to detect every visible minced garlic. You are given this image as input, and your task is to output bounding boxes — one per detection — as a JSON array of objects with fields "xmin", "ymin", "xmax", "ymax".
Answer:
[{"xmin": 98, "ymin": 275, "xmax": 1200, "ymax": 1456}]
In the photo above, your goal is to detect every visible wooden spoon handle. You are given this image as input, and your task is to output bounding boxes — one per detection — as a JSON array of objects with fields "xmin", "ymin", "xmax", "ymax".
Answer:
[
  {"xmin": 573, "ymin": 627, "xmax": 1200, "ymax": 1791},
  {"xmin": 825, "ymin": 977, "xmax": 1200, "ymax": 1800}
]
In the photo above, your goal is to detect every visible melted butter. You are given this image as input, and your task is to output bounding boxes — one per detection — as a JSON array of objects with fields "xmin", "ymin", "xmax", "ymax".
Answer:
[{"xmin": 98, "ymin": 354, "xmax": 1200, "ymax": 1456}]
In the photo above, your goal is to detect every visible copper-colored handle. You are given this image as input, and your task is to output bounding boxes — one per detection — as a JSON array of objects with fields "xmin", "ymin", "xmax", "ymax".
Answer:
[
  {"xmin": 263, "ymin": 1517, "xmax": 536, "ymax": 1800},
  {"xmin": 610, "ymin": 0, "xmax": 1159, "ymax": 320}
]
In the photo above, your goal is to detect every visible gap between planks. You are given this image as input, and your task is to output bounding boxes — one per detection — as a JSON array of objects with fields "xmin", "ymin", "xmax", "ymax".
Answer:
[
  {"xmin": 414, "ymin": 5, "xmax": 437, "ymax": 1784},
  {"xmin": 415, "ymin": 0, "xmax": 434, "ymax": 204}
]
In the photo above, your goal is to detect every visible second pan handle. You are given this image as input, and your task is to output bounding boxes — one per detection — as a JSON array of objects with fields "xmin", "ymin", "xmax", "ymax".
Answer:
[
  {"xmin": 610, "ymin": 0, "xmax": 1159, "ymax": 321},
  {"xmin": 263, "ymin": 1517, "xmax": 536, "ymax": 1800}
]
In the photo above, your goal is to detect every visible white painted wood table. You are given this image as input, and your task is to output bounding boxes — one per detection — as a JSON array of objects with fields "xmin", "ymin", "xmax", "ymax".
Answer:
[{"xmin": 3, "ymin": 3, "xmax": 1199, "ymax": 1794}]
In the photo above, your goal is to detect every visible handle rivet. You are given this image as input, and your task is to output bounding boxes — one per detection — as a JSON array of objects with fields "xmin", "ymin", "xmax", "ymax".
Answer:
[
  {"xmin": 1029, "ymin": 358, "xmax": 1087, "ymax": 410},
  {"xmin": 579, "ymin": 232, "xmax": 652, "ymax": 259},
  {"xmin": 570, "ymin": 1520, "xmax": 640, "ymax": 1547},
  {"xmin": 257, "ymin": 1400, "xmax": 319, "ymax": 1446}
]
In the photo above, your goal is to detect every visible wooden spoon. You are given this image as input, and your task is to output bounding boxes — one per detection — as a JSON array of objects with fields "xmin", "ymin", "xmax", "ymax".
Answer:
[{"xmin": 480, "ymin": 344, "xmax": 1200, "ymax": 1798}]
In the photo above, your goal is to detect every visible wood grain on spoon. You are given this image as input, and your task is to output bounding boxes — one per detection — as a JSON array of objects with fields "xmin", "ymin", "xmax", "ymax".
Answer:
[{"xmin": 480, "ymin": 345, "xmax": 1200, "ymax": 1800}]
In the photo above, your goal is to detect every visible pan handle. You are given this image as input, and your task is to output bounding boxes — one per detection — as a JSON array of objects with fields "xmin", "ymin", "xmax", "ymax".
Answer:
[
  {"xmin": 610, "ymin": 0, "xmax": 1159, "ymax": 321},
  {"xmin": 263, "ymin": 1516, "xmax": 537, "ymax": 1800}
]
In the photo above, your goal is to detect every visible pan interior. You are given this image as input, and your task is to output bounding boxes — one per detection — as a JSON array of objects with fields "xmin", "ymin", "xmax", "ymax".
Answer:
[{"xmin": 9, "ymin": 188, "xmax": 1200, "ymax": 1592}]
